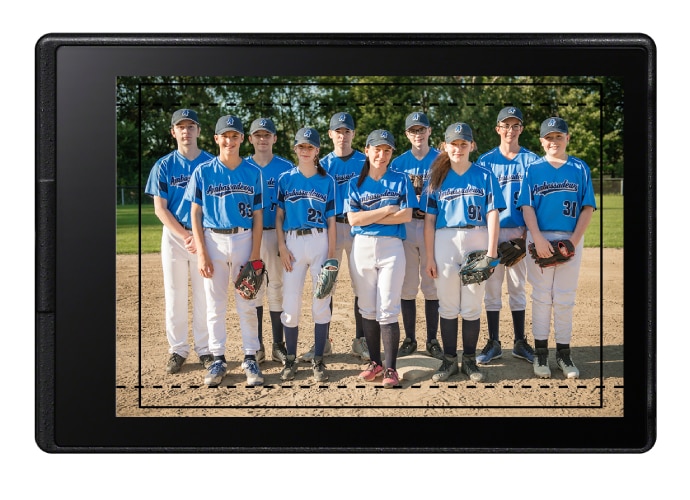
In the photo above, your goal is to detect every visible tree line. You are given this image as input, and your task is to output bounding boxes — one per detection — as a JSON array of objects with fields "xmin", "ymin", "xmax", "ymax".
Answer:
[{"xmin": 117, "ymin": 76, "xmax": 623, "ymax": 190}]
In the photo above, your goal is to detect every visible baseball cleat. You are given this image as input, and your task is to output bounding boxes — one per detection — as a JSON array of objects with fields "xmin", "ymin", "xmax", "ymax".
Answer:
[
  {"xmin": 461, "ymin": 354, "xmax": 485, "ymax": 382},
  {"xmin": 166, "ymin": 352, "xmax": 186, "ymax": 374},
  {"xmin": 432, "ymin": 356, "xmax": 459, "ymax": 382},
  {"xmin": 533, "ymin": 348, "xmax": 551, "ymax": 378},
  {"xmin": 476, "ymin": 339, "xmax": 503, "ymax": 365},
  {"xmin": 398, "ymin": 337, "xmax": 418, "ymax": 357},
  {"xmin": 556, "ymin": 348, "xmax": 579, "ymax": 379},
  {"xmin": 204, "ymin": 360, "xmax": 227, "ymax": 387},
  {"xmin": 512, "ymin": 339, "xmax": 535, "ymax": 363}
]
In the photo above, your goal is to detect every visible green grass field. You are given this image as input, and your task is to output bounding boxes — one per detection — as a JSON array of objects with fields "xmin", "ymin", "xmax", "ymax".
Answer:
[{"xmin": 116, "ymin": 194, "xmax": 623, "ymax": 254}]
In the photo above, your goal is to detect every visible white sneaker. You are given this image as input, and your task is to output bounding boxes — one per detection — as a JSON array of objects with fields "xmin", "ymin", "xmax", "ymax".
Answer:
[
  {"xmin": 204, "ymin": 360, "xmax": 227, "ymax": 387},
  {"xmin": 300, "ymin": 338, "xmax": 333, "ymax": 361},
  {"xmin": 350, "ymin": 337, "xmax": 370, "ymax": 361},
  {"xmin": 241, "ymin": 358, "xmax": 264, "ymax": 386},
  {"xmin": 556, "ymin": 349, "xmax": 579, "ymax": 379},
  {"xmin": 533, "ymin": 348, "xmax": 551, "ymax": 378}
]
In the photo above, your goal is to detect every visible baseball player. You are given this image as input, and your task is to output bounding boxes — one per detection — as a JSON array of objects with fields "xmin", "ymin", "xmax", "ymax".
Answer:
[
  {"xmin": 312, "ymin": 111, "xmax": 369, "ymax": 363},
  {"xmin": 346, "ymin": 129, "xmax": 418, "ymax": 389},
  {"xmin": 390, "ymin": 111, "xmax": 443, "ymax": 360},
  {"xmin": 245, "ymin": 117, "xmax": 295, "ymax": 366},
  {"xmin": 475, "ymin": 106, "xmax": 541, "ymax": 365},
  {"xmin": 144, "ymin": 109, "xmax": 215, "ymax": 375},
  {"xmin": 275, "ymin": 127, "xmax": 337, "ymax": 382},
  {"xmin": 184, "ymin": 114, "xmax": 265, "ymax": 387},
  {"xmin": 423, "ymin": 122, "xmax": 506, "ymax": 383},
  {"xmin": 517, "ymin": 117, "xmax": 596, "ymax": 379}
]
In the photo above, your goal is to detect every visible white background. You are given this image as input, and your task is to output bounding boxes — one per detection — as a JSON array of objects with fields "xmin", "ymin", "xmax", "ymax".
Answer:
[{"xmin": 5, "ymin": 3, "xmax": 674, "ymax": 496}]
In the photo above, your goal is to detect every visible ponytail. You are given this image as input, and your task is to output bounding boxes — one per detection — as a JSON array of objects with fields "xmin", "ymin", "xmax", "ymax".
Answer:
[{"xmin": 357, "ymin": 157, "xmax": 371, "ymax": 187}]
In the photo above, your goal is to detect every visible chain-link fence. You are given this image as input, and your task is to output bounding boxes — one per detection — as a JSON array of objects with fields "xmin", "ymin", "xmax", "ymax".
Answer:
[
  {"xmin": 116, "ymin": 186, "xmax": 153, "ymax": 205},
  {"xmin": 592, "ymin": 178, "xmax": 624, "ymax": 195}
]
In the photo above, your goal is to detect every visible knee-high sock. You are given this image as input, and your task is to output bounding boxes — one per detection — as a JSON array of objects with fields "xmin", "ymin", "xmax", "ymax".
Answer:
[
  {"xmin": 381, "ymin": 322, "xmax": 401, "ymax": 370},
  {"xmin": 256, "ymin": 306, "xmax": 264, "ymax": 344},
  {"xmin": 425, "ymin": 299, "xmax": 439, "ymax": 342},
  {"xmin": 314, "ymin": 323, "xmax": 329, "ymax": 357},
  {"xmin": 512, "ymin": 310, "xmax": 525, "ymax": 341},
  {"xmin": 400, "ymin": 299, "xmax": 416, "ymax": 341},
  {"xmin": 486, "ymin": 310, "xmax": 500, "ymax": 342},
  {"xmin": 354, "ymin": 296, "xmax": 364, "ymax": 339},
  {"xmin": 361, "ymin": 318, "xmax": 382, "ymax": 366},
  {"xmin": 462, "ymin": 318, "xmax": 481, "ymax": 355},
  {"xmin": 284, "ymin": 326, "xmax": 299, "ymax": 356},
  {"xmin": 439, "ymin": 317, "xmax": 459, "ymax": 357},
  {"xmin": 270, "ymin": 311, "xmax": 283, "ymax": 344}
]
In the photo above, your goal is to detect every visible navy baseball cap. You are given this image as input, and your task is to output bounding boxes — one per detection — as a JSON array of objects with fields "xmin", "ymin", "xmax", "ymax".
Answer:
[
  {"xmin": 444, "ymin": 122, "xmax": 474, "ymax": 143},
  {"xmin": 366, "ymin": 129, "xmax": 396, "ymax": 149},
  {"xmin": 540, "ymin": 117, "xmax": 569, "ymax": 137},
  {"xmin": 171, "ymin": 108, "xmax": 200, "ymax": 126},
  {"xmin": 329, "ymin": 112, "xmax": 355, "ymax": 131},
  {"xmin": 215, "ymin": 115, "xmax": 244, "ymax": 135},
  {"xmin": 496, "ymin": 106, "xmax": 523, "ymax": 123},
  {"xmin": 405, "ymin": 112, "xmax": 430, "ymax": 130},
  {"xmin": 249, "ymin": 117, "xmax": 277, "ymax": 135},
  {"xmin": 294, "ymin": 127, "xmax": 320, "ymax": 148}
]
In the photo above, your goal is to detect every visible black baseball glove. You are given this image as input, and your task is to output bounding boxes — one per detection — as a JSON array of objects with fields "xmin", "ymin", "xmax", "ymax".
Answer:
[
  {"xmin": 498, "ymin": 238, "xmax": 527, "ymax": 267},
  {"xmin": 459, "ymin": 250, "xmax": 500, "ymax": 286},
  {"xmin": 528, "ymin": 240, "xmax": 576, "ymax": 268}
]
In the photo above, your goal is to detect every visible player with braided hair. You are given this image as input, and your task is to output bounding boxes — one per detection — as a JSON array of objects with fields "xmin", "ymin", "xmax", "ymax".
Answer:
[
  {"xmin": 517, "ymin": 117, "xmax": 596, "ymax": 379},
  {"xmin": 423, "ymin": 122, "xmax": 505, "ymax": 383},
  {"xmin": 275, "ymin": 127, "xmax": 337, "ymax": 383}
]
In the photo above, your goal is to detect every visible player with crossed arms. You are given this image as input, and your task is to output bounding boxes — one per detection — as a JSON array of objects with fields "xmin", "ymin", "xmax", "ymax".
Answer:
[
  {"xmin": 185, "ymin": 114, "xmax": 265, "ymax": 387},
  {"xmin": 275, "ymin": 127, "xmax": 337, "ymax": 382}
]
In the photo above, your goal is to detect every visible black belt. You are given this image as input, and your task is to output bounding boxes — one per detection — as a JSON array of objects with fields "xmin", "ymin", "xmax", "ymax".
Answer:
[
  {"xmin": 182, "ymin": 225, "xmax": 192, "ymax": 231},
  {"xmin": 458, "ymin": 225, "xmax": 476, "ymax": 229},
  {"xmin": 335, "ymin": 215, "xmax": 348, "ymax": 223},
  {"xmin": 291, "ymin": 227, "xmax": 324, "ymax": 236},
  {"xmin": 263, "ymin": 227, "xmax": 275, "ymax": 230},
  {"xmin": 412, "ymin": 210, "xmax": 426, "ymax": 220},
  {"xmin": 210, "ymin": 227, "xmax": 247, "ymax": 234}
]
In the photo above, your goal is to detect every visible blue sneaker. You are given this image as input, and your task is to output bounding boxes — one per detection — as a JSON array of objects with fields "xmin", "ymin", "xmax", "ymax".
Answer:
[
  {"xmin": 512, "ymin": 339, "xmax": 535, "ymax": 363},
  {"xmin": 204, "ymin": 360, "xmax": 227, "ymax": 387},
  {"xmin": 241, "ymin": 358, "xmax": 265, "ymax": 386},
  {"xmin": 476, "ymin": 340, "xmax": 502, "ymax": 365}
]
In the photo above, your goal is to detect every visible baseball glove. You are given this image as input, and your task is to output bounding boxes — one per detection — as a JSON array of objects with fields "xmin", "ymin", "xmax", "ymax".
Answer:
[
  {"xmin": 234, "ymin": 259, "xmax": 267, "ymax": 300},
  {"xmin": 314, "ymin": 258, "xmax": 339, "ymax": 300},
  {"xmin": 498, "ymin": 238, "xmax": 527, "ymax": 267},
  {"xmin": 528, "ymin": 239, "xmax": 576, "ymax": 268},
  {"xmin": 459, "ymin": 250, "xmax": 500, "ymax": 286}
]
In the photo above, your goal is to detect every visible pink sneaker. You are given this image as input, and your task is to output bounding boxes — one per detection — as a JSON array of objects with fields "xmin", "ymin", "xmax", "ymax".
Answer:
[
  {"xmin": 382, "ymin": 368, "xmax": 400, "ymax": 388},
  {"xmin": 358, "ymin": 362, "xmax": 383, "ymax": 381}
]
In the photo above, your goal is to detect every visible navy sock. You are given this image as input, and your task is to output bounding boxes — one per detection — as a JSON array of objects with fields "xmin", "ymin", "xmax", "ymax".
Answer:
[
  {"xmin": 256, "ymin": 306, "xmax": 264, "ymax": 344},
  {"xmin": 381, "ymin": 322, "xmax": 401, "ymax": 370},
  {"xmin": 401, "ymin": 299, "xmax": 416, "ymax": 341},
  {"xmin": 213, "ymin": 355, "xmax": 226, "ymax": 363},
  {"xmin": 361, "ymin": 318, "xmax": 382, "ymax": 365},
  {"xmin": 284, "ymin": 326, "xmax": 299, "ymax": 356},
  {"xmin": 425, "ymin": 299, "xmax": 439, "ymax": 342},
  {"xmin": 461, "ymin": 318, "xmax": 481, "ymax": 355},
  {"xmin": 439, "ymin": 317, "xmax": 458, "ymax": 356},
  {"xmin": 314, "ymin": 323, "xmax": 329, "ymax": 357},
  {"xmin": 512, "ymin": 310, "xmax": 525, "ymax": 341},
  {"xmin": 535, "ymin": 339, "xmax": 548, "ymax": 349},
  {"xmin": 486, "ymin": 310, "xmax": 500, "ymax": 341},
  {"xmin": 270, "ymin": 311, "xmax": 284, "ymax": 343}
]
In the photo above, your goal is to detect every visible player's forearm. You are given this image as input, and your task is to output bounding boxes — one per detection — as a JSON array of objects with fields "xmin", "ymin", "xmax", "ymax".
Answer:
[
  {"xmin": 569, "ymin": 206, "xmax": 594, "ymax": 247},
  {"xmin": 153, "ymin": 197, "xmax": 188, "ymax": 239},
  {"xmin": 250, "ymin": 209, "xmax": 263, "ymax": 261},
  {"xmin": 378, "ymin": 207, "xmax": 412, "ymax": 225},
  {"xmin": 327, "ymin": 217, "xmax": 336, "ymax": 259},
  {"xmin": 521, "ymin": 206, "xmax": 544, "ymax": 242},
  {"xmin": 486, "ymin": 209, "xmax": 500, "ymax": 257}
]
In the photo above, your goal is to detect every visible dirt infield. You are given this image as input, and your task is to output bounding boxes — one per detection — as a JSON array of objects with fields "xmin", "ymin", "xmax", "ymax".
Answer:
[{"xmin": 116, "ymin": 247, "xmax": 623, "ymax": 417}]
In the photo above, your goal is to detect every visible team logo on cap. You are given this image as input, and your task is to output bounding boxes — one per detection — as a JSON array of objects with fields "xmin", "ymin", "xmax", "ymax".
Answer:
[
  {"xmin": 548, "ymin": 118, "xmax": 557, "ymax": 127},
  {"xmin": 380, "ymin": 131, "xmax": 389, "ymax": 139},
  {"xmin": 412, "ymin": 113, "xmax": 421, "ymax": 121},
  {"xmin": 227, "ymin": 117, "xmax": 235, "ymax": 126},
  {"xmin": 304, "ymin": 129, "xmax": 312, "ymax": 138},
  {"xmin": 260, "ymin": 119, "xmax": 268, "ymax": 127},
  {"xmin": 181, "ymin": 109, "xmax": 191, "ymax": 117},
  {"xmin": 338, "ymin": 114, "xmax": 348, "ymax": 123},
  {"xmin": 455, "ymin": 124, "xmax": 464, "ymax": 133},
  {"xmin": 507, "ymin": 108, "xmax": 516, "ymax": 115}
]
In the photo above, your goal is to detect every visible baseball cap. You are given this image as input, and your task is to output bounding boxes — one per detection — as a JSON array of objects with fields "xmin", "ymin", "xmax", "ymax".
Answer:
[
  {"xmin": 249, "ymin": 117, "xmax": 277, "ymax": 135},
  {"xmin": 496, "ymin": 106, "xmax": 523, "ymax": 123},
  {"xmin": 405, "ymin": 112, "xmax": 430, "ymax": 130},
  {"xmin": 294, "ymin": 127, "xmax": 320, "ymax": 148},
  {"xmin": 365, "ymin": 129, "xmax": 396, "ymax": 149},
  {"xmin": 215, "ymin": 115, "xmax": 244, "ymax": 135},
  {"xmin": 540, "ymin": 117, "xmax": 569, "ymax": 137},
  {"xmin": 171, "ymin": 108, "xmax": 200, "ymax": 126},
  {"xmin": 329, "ymin": 112, "xmax": 355, "ymax": 131},
  {"xmin": 444, "ymin": 122, "xmax": 474, "ymax": 143}
]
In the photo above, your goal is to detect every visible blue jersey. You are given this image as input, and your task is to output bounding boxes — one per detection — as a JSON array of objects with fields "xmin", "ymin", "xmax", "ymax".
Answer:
[
  {"xmin": 276, "ymin": 167, "xmax": 337, "ymax": 231},
  {"xmin": 516, "ymin": 155, "xmax": 597, "ymax": 232},
  {"xmin": 320, "ymin": 150, "xmax": 366, "ymax": 216},
  {"xmin": 184, "ymin": 157, "xmax": 263, "ymax": 230},
  {"xmin": 390, "ymin": 147, "xmax": 441, "ymax": 211},
  {"xmin": 246, "ymin": 154, "xmax": 294, "ymax": 229},
  {"xmin": 476, "ymin": 146, "xmax": 539, "ymax": 228},
  {"xmin": 424, "ymin": 163, "xmax": 506, "ymax": 229},
  {"xmin": 345, "ymin": 169, "xmax": 419, "ymax": 239},
  {"xmin": 145, "ymin": 149, "xmax": 214, "ymax": 227}
]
